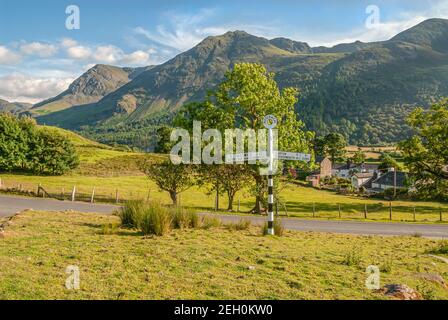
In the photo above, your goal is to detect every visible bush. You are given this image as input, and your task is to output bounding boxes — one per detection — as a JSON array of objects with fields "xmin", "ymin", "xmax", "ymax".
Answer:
[
  {"xmin": 261, "ymin": 220, "xmax": 284, "ymax": 236},
  {"xmin": 138, "ymin": 202, "xmax": 172, "ymax": 236},
  {"xmin": 342, "ymin": 248, "xmax": 362, "ymax": 266},
  {"xmin": 116, "ymin": 201, "xmax": 202, "ymax": 236},
  {"xmin": 0, "ymin": 114, "xmax": 79, "ymax": 175},
  {"xmin": 171, "ymin": 207, "xmax": 199, "ymax": 229},
  {"xmin": 226, "ymin": 219, "xmax": 251, "ymax": 231},
  {"xmin": 200, "ymin": 216, "xmax": 222, "ymax": 229},
  {"xmin": 27, "ymin": 128, "xmax": 79, "ymax": 175},
  {"xmin": 115, "ymin": 200, "xmax": 146, "ymax": 228}
]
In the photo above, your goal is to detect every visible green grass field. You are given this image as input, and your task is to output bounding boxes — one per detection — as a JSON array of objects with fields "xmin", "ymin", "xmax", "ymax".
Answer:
[{"xmin": 1, "ymin": 210, "xmax": 447, "ymax": 300}]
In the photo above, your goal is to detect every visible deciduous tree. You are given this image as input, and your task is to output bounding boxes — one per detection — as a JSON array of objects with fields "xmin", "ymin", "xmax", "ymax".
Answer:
[
  {"xmin": 139, "ymin": 159, "xmax": 195, "ymax": 205},
  {"xmin": 399, "ymin": 99, "xmax": 448, "ymax": 200}
]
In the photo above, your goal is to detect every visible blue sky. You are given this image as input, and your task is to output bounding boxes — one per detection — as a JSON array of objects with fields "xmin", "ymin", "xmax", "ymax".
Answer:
[{"xmin": 0, "ymin": 0, "xmax": 447, "ymax": 103}]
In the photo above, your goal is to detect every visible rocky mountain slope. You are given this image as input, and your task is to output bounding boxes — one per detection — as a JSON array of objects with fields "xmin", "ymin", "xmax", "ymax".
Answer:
[
  {"xmin": 0, "ymin": 99, "xmax": 32, "ymax": 114},
  {"xmin": 31, "ymin": 64, "xmax": 152, "ymax": 116},
  {"xmin": 36, "ymin": 18, "xmax": 448, "ymax": 146}
]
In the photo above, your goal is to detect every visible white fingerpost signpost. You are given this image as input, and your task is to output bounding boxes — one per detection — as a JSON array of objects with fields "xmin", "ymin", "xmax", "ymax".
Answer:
[{"xmin": 226, "ymin": 115, "xmax": 312, "ymax": 236}]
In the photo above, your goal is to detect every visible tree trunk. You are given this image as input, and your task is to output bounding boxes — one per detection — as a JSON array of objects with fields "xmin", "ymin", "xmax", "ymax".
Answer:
[
  {"xmin": 215, "ymin": 184, "xmax": 219, "ymax": 211},
  {"xmin": 254, "ymin": 196, "xmax": 263, "ymax": 214},
  {"xmin": 250, "ymin": 173, "xmax": 265, "ymax": 214},
  {"xmin": 169, "ymin": 191, "xmax": 178, "ymax": 206},
  {"xmin": 227, "ymin": 191, "xmax": 235, "ymax": 211}
]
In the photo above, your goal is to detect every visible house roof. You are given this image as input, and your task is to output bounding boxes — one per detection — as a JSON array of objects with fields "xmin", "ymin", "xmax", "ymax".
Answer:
[
  {"xmin": 315, "ymin": 156, "xmax": 329, "ymax": 164},
  {"xmin": 333, "ymin": 163, "xmax": 379, "ymax": 171},
  {"xmin": 353, "ymin": 172, "xmax": 374, "ymax": 179},
  {"xmin": 361, "ymin": 177, "xmax": 375, "ymax": 189},
  {"xmin": 372, "ymin": 171, "xmax": 408, "ymax": 187}
]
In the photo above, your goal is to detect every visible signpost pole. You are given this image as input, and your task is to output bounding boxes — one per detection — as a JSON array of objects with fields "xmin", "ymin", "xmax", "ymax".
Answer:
[{"xmin": 267, "ymin": 122, "xmax": 275, "ymax": 236}]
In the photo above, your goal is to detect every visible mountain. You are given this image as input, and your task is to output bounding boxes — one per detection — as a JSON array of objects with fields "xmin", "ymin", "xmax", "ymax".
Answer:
[
  {"xmin": 37, "ymin": 18, "xmax": 448, "ymax": 146},
  {"xmin": 31, "ymin": 64, "xmax": 152, "ymax": 116},
  {"xmin": 312, "ymin": 40, "xmax": 375, "ymax": 53},
  {"xmin": 0, "ymin": 99, "xmax": 32, "ymax": 114},
  {"xmin": 37, "ymin": 31, "xmax": 341, "ymax": 130},
  {"xmin": 269, "ymin": 38, "xmax": 312, "ymax": 53}
]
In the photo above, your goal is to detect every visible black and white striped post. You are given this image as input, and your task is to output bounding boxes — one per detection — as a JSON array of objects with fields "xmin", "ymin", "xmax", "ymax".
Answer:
[{"xmin": 264, "ymin": 115, "xmax": 277, "ymax": 236}]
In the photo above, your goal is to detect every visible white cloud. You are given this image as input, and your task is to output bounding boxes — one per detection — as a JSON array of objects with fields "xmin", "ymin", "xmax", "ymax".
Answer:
[
  {"xmin": 92, "ymin": 45, "xmax": 123, "ymax": 64},
  {"xmin": 0, "ymin": 46, "xmax": 21, "ymax": 65},
  {"xmin": 61, "ymin": 38, "xmax": 78, "ymax": 48},
  {"xmin": 20, "ymin": 42, "xmax": 58, "ymax": 57},
  {"xmin": 0, "ymin": 73, "xmax": 74, "ymax": 104},
  {"xmin": 61, "ymin": 40, "xmax": 153, "ymax": 66},
  {"xmin": 120, "ymin": 50, "xmax": 151, "ymax": 65},
  {"xmin": 92, "ymin": 45, "xmax": 153, "ymax": 66},
  {"xmin": 133, "ymin": 9, "xmax": 278, "ymax": 52},
  {"xmin": 66, "ymin": 45, "xmax": 92, "ymax": 60}
]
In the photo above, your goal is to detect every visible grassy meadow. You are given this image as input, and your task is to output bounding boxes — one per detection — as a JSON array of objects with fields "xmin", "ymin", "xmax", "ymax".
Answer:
[{"xmin": 1, "ymin": 210, "xmax": 448, "ymax": 300}]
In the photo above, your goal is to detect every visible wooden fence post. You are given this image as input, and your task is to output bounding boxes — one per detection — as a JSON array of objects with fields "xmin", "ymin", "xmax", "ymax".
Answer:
[
  {"xmin": 91, "ymin": 187, "xmax": 95, "ymax": 204},
  {"xmin": 61, "ymin": 187, "xmax": 65, "ymax": 200},
  {"xmin": 312, "ymin": 203, "xmax": 316, "ymax": 218},
  {"xmin": 37, "ymin": 183, "xmax": 42, "ymax": 197},
  {"xmin": 237, "ymin": 199, "xmax": 240, "ymax": 213},
  {"xmin": 413, "ymin": 207, "xmax": 416, "ymax": 222},
  {"xmin": 389, "ymin": 202, "xmax": 392, "ymax": 221},
  {"xmin": 115, "ymin": 189, "xmax": 119, "ymax": 204},
  {"xmin": 71, "ymin": 186, "xmax": 76, "ymax": 202},
  {"xmin": 440, "ymin": 207, "xmax": 443, "ymax": 222},
  {"xmin": 338, "ymin": 204, "xmax": 341, "ymax": 219}
]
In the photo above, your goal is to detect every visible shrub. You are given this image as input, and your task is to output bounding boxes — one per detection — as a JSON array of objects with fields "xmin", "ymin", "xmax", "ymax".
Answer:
[
  {"xmin": 0, "ymin": 114, "xmax": 79, "ymax": 175},
  {"xmin": 261, "ymin": 220, "xmax": 284, "ymax": 236},
  {"xmin": 171, "ymin": 207, "xmax": 199, "ymax": 229},
  {"xmin": 27, "ymin": 128, "xmax": 79, "ymax": 175},
  {"xmin": 342, "ymin": 248, "xmax": 362, "ymax": 266},
  {"xmin": 200, "ymin": 216, "xmax": 222, "ymax": 229},
  {"xmin": 138, "ymin": 202, "xmax": 172, "ymax": 236},
  {"xmin": 115, "ymin": 200, "xmax": 146, "ymax": 228},
  {"xmin": 226, "ymin": 219, "xmax": 251, "ymax": 231}
]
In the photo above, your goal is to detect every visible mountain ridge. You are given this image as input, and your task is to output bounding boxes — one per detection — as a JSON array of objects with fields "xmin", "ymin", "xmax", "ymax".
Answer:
[{"xmin": 35, "ymin": 18, "xmax": 448, "ymax": 146}]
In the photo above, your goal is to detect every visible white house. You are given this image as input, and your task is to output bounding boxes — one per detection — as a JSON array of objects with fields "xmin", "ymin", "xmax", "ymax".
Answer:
[{"xmin": 351, "ymin": 172, "xmax": 374, "ymax": 190}]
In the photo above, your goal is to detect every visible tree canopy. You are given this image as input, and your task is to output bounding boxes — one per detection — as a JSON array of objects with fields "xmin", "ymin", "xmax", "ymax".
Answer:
[
  {"xmin": 0, "ymin": 114, "xmax": 79, "ymax": 175},
  {"xmin": 399, "ymin": 99, "xmax": 448, "ymax": 200}
]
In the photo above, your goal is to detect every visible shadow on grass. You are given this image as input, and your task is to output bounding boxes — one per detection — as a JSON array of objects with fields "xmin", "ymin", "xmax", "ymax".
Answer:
[{"xmin": 76, "ymin": 222, "xmax": 144, "ymax": 237}]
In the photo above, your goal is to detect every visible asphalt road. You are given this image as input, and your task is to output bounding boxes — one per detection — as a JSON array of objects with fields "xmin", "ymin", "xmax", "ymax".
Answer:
[
  {"xmin": 0, "ymin": 194, "xmax": 119, "ymax": 217},
  {"xmin": 1, "ymin": 194, "xmax": 448, "ymax": 238}
]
